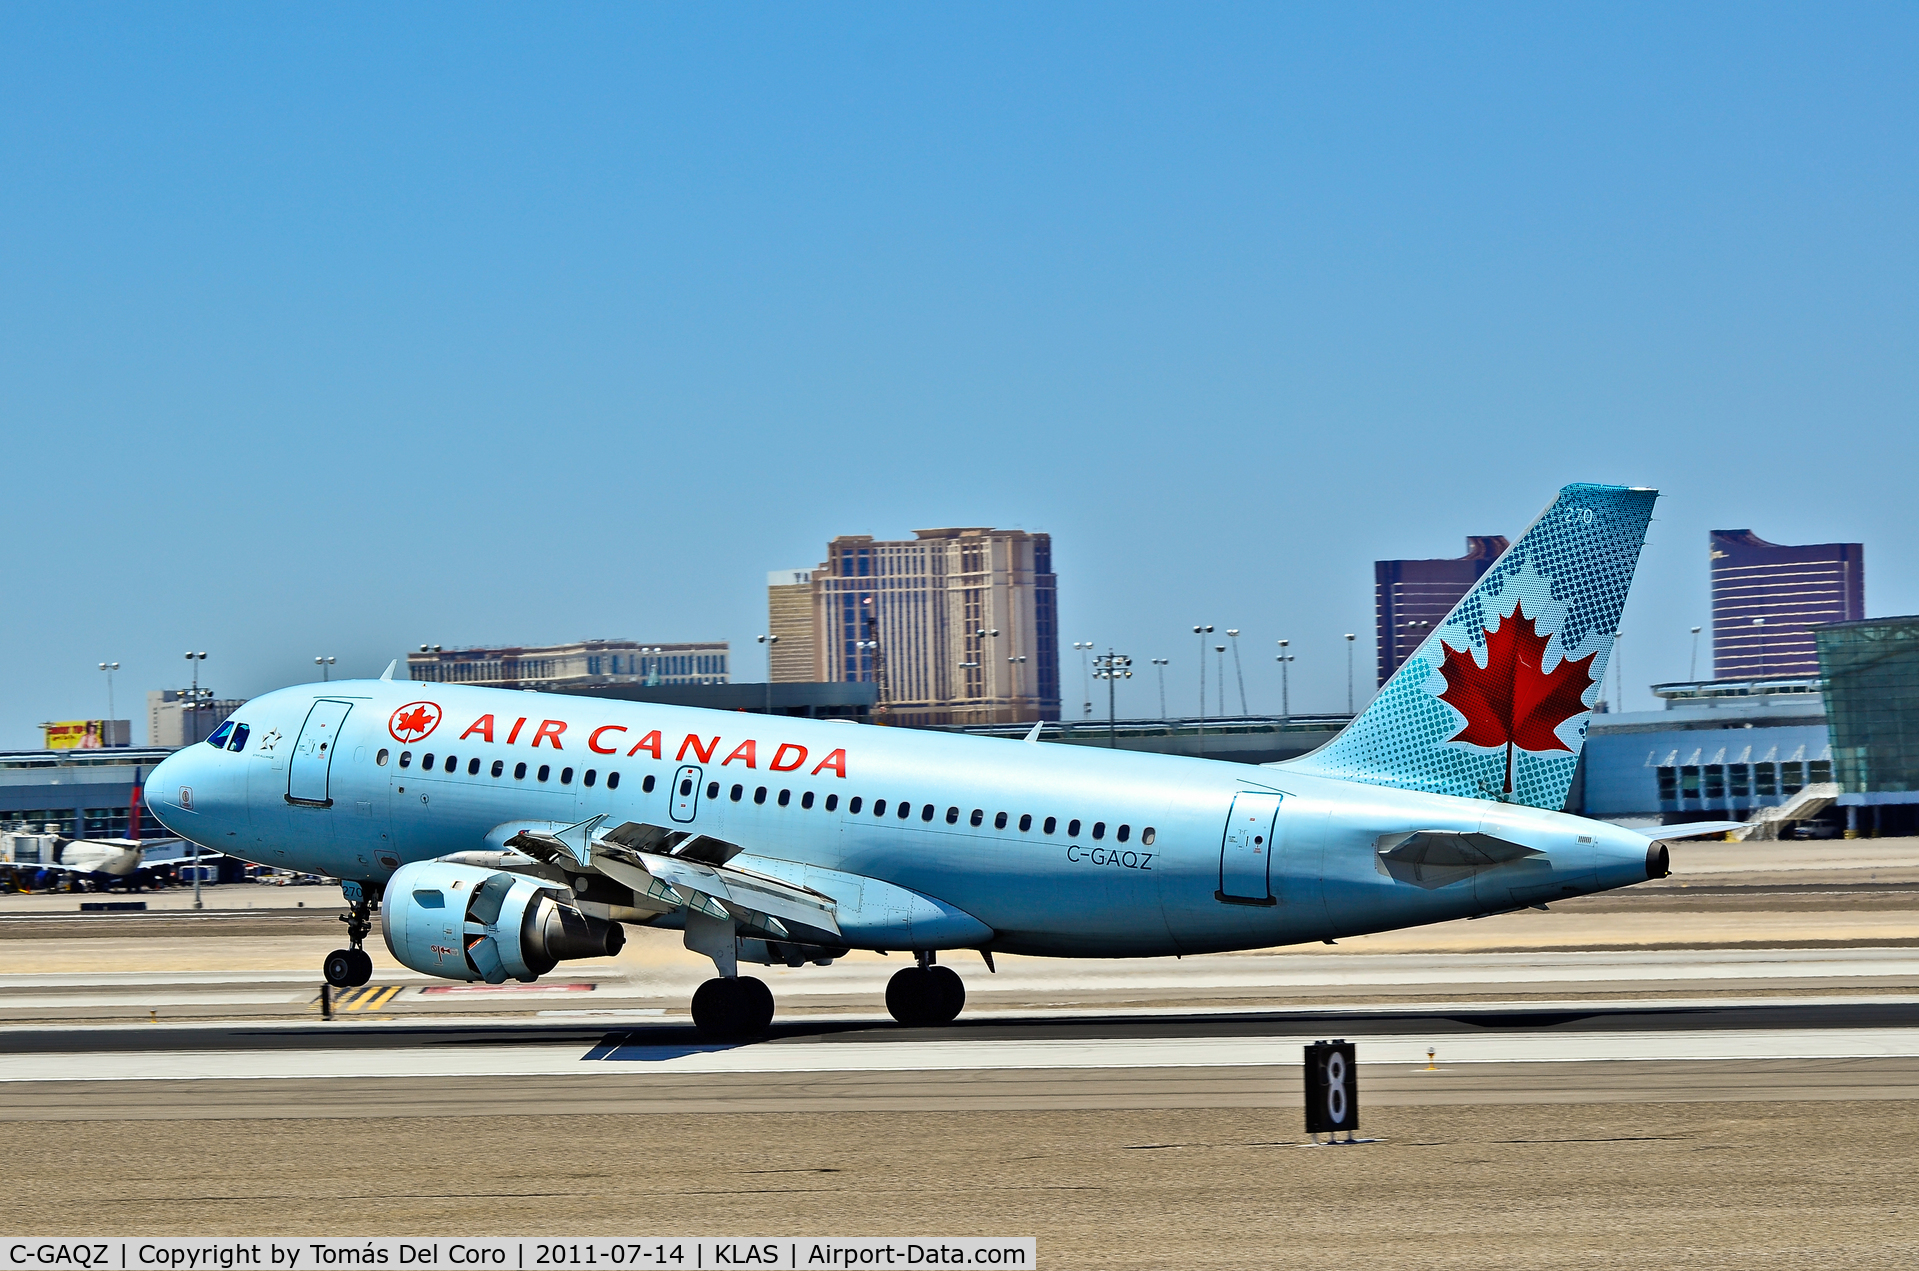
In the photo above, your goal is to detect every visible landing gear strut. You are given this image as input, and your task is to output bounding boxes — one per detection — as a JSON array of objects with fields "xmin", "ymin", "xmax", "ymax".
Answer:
[
  {"xmin": 886, "ymin": 952, "xmax": 965, "ymax": 1027},
  {"xmin": 323, "ymin": 885, "xmax": 375, "ymax": 988},
  {"xmin": 691, "ymin": 976, "xmax": 774, "ymax": 1040}
]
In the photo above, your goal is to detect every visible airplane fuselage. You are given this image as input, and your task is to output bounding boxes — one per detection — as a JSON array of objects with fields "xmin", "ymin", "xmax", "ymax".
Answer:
[{"xmin": 146, "ymin": 679, "xmax": 1658, "ymax": 958}]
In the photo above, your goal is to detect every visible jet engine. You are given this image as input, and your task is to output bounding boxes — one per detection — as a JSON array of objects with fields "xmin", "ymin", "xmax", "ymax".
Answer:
[{"xmin": 382, "ymin": 860, "xmax": 625, "ymax": 983}]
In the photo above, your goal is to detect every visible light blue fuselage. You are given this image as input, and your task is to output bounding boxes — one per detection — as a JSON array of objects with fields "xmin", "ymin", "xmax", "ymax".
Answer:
[{"xmin": 147, "ymin": 680, "xmax": 1657, "ymax": 958}]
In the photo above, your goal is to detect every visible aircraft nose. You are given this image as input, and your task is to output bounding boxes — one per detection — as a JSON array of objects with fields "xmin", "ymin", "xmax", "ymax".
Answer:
[{"xmin": 144, "ymin": 747, "xmax": 200, "ymax": 834}]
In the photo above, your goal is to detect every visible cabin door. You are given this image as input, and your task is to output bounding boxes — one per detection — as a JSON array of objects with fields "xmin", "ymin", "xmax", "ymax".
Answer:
[
  {"xmin": 287, "ymin": 700, "xmax": 353, "ymax": 807},
  {"xmin": 671, "ymin": 765, "xmax": 703, "ymax": 823},
  {"xmin": 1217, "ymin": 791, "xmax": 1282, "ymax": 905}
]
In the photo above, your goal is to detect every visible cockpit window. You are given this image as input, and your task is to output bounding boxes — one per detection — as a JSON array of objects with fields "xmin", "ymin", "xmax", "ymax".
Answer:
[
  {"xmin": 227, "ymin": 723, "xmax": 250, "ymax": 753},
  {"xmin": 206, "ymin": 721, "xmax": 235, "ymax": 749}
]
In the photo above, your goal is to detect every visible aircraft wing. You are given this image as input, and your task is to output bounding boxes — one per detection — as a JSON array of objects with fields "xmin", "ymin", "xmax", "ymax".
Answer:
[
  {"xmin": 498, "ymin": 818, "xmax": 843, "ymax": 942},
  {"xmin": 137, "ymin": 840, "xmax": 224, "ymax": 865}
]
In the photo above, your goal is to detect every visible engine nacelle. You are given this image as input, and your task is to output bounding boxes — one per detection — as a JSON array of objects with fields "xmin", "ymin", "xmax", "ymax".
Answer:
[{"xmin": 382, "ymin": 860, "xmax": 625, "ymax": 984}]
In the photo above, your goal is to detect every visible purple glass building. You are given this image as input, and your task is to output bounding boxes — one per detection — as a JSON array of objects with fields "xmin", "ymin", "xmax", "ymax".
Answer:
[
  {"xmin": 1374, "ymin": 536, "xmax": 1510, "ymax": 686},
  {"xmin": 1711, "ymin": 529, "xmax": 1864, "ymax": 678}
]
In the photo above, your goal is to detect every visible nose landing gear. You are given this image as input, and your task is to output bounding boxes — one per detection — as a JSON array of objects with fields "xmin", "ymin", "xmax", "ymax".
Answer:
[{"xmin": 323, "ymin": 884, "xmax": 376, "ymax": 988}]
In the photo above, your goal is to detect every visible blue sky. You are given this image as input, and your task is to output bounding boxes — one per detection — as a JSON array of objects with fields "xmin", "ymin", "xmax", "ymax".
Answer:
[{"xmin": 3, "ymin": 4, "xmax": 1915, "ymax": 743}]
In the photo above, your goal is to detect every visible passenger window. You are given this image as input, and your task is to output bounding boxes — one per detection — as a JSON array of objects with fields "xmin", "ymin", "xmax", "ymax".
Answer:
[
  {"xmin": 946, "ymin": 807, "xmax": 959, "ymax": 824},
  {"xmin": 467, "ymin": 758, "xmax": 480, "ymax": 775},
  {"xmin": 584, "ymin": 769, "xmax": 597, "ymax": 787},
  {"xmin": 560, "ymin": 767, "xmax": 574, "ymax": 785},
  {"xmin": 376, "ymin": 749, "xmax": 389, "ymax": 766},
  {"xmin": 898, "ymin": 801, "xmax": 911, "ymax": 819},
  {"xmin": 228, "ymin": 724, "xmax": 250, "ymax": 753},
  {"xmin": 801, "ymin": 791, "xmax": 815, "ymax": 809},
  {"xmin": 754, "ymin": 787, "xmax": 767, "ymax": 805},
  {"xmin": 847, "ymin": 796, "xmax": 861, "ymax": 814},
  {"xmin": 730, "ymin": 784, "xmax": 743, "ymax": 802},
  {"xmin": 400, "ymin": 751, "xmax": 413, "ymax": 769},
  {"xmin": 707, "ymin": 782, "xmax": 719, "ymax": 799},
  {"xmin": 778, "ymin": 789, "xmax": 791, "ymax": 807},
  {"xmin": 491, "ymin": 760, "xmax": 504, "ymax": 778},
  {"xmin": 207, "ymin": 721, "xmax": 235, "ymax": 749},
  {"xmin": 921, "ymin": 803, "xmax": 934, "ymax": 822},
  {"xmin": 1092, "ymin": 822, "xmax": 1106, "ymax": 840},
  {"xmin": 1043, "ymin": 816, "xmax": 1056, "ymax": 834},
  {"xmin": 610, "ymin": 772, "xmax": 623, "ymax": 790},
  {"xmin": 1116, "ymin": 824, "xmax": 1130, "ymax": 842},
  {"xmin": 514, "ymin": 762, "xmax": 527, "ymax": 779},
  {"xmin": 874, "ymin": 799, "xmax": 887, "ymax": 816},
  {"xmin": 1142, "ymin": 827, "xmax": 1156, "ymax": 845},
  {"xmin": 537, "ymin": 765, "xmax": 550, "ymax": 782},
  {"xmin": 994, "ymin": 812, "xmax": 1008, "ymax": 830},
  {"xmin": 444, "ymin": 755, "xmax": 457, "ymax": 773},
  {"xmin": 970, "ymin": 809, "xmax": 983, "ymax": 827},
  {"xmin": 1068, "ymin": 819, "xmax": 1082, "ymax": 837},
  {"xmin": 422, "ymin": 753, "xmax": 435, "ymax": 770},
  {"xmin": 1018, "ymin": 814, "xmax": 1031, "ymax": 832}
]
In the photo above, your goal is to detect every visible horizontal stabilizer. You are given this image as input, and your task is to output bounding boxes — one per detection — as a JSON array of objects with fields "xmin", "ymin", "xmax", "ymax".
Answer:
[{"xmin": 1638, "ymin": 821, "xmax": 1744, "ymax": 840}]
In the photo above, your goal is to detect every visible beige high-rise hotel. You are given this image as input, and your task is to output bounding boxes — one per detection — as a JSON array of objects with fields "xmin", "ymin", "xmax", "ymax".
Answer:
[{"xmin": 768, "ymin": 528, "xmax": 1059, "ymax": 726}]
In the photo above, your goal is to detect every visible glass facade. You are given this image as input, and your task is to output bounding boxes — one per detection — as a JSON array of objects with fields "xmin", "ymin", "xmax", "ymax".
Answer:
[{"xmin": 1819, "ymin": 616, "xmax": 1919, "ymax": 793}]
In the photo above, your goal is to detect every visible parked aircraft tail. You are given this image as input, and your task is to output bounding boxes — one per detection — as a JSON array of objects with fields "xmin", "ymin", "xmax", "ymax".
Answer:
[{"xmin": 1280, "ymin": 483, "xmax": 1657, "ymax": 810}]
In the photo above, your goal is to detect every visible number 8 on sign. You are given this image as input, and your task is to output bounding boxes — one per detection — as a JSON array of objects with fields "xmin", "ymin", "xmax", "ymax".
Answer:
[{"xmin": 1304, "ymin": 1039, "xmax": 1359, "ymax": 1136}]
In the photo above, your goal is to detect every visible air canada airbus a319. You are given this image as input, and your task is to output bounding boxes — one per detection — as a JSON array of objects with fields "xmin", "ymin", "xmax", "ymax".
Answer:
[{"xmin": 146, "ymin": 484, "xmax": 1729, "ymax": 1038}]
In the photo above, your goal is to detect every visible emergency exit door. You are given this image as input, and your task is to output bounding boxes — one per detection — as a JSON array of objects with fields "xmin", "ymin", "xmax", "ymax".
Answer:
[
  {"xmin": 287, "ymin": 700, "xmax": 353, "ymax": 807},
  {"xmin": 1217, "ymin": 790, "xmax": 1282, "ymax": 905},
  {"xmin": 670, "ymin": 765, "xmax": 703, "ymax": 822}
]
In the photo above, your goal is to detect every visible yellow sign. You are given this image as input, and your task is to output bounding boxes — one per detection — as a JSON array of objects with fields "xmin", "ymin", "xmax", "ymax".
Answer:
[{"xmin": 42, "ymin": 720, "xmax": 108, "ymax": 750}]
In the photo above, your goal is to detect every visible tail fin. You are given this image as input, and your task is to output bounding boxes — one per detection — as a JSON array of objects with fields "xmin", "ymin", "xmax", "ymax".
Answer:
[{"xmin": 1282, "ymin": 483, "xmax": 1657, "ymax": 810}]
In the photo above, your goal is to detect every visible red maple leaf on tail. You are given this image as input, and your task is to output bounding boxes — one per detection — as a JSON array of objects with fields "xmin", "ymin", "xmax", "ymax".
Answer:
[{"xmin": 1436, "ymin": 604, "xmax": 1596, "ymax": 795}]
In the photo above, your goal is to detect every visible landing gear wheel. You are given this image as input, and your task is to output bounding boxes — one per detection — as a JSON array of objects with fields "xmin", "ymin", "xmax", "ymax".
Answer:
[
  {"xmin": 346, "ymin": 948, "xmax": 373, "ymax": 986},
  {"xmin": 691, "ymin": 976, "xmax": 775, "ymax": 1040},
  {"xmin": 323, "ymin": 949, "xmax": 359, "ymax": 988},
  {"xmin": 886, "ymin": 965, "xmax": 966, "ymax": 1027}
]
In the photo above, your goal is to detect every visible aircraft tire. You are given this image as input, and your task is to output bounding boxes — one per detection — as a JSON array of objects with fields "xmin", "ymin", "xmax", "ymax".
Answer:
[
  {"xmin": 737, "ymin": 975, "xmax": 775, "ymax": 1032},
  {"xmin": 692, "ymin": 977, "xmax": 768, "ymax": 1041},
  {"xmin": 886, "ymin": 966, "xmax": 965, "ymax": 1027},
  {"xmin": 347, "ymin": 949, "xmax": 374, "ymax": 987},
  {"xmin": 925, "ymin": 965, "xmax": 966, "ymax": 1024},
  {"xmin": 323, "ymin": 949, "xmax": 359, "ymax": 988}
]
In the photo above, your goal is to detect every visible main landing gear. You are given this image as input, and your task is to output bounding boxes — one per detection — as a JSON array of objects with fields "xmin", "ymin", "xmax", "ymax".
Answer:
[
  {"xmin": 691, "ymin": 975, "xmax": 774, "ymax": 1040},
  {"xmin": 885, "ymin": 952, "xmax": 965, "ymax": 1027},
  {"xmin": 324, "ymin": 886, "xmax": 375, "ymax": 988}
]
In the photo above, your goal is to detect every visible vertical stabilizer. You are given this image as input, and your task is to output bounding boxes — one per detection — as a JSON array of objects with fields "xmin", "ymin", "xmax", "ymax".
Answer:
[{"xmin": 1281, "ymin": 483, "xmax": 1657, "ymax": 810}]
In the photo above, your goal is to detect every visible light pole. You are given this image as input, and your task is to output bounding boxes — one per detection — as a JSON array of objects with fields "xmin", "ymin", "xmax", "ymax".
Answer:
[
  {"xmin": 184, "ymin": 652, "xmax": 208, "ymax": 744},
  {"xmin": 1344, "ymin": 633, "xmax": 1356, "ymax": 716},
  {"xmin": 184, "ymin": 652, "xmax": 206, "ymax": 909},
  {"xmin": 1072, "ymin": 642, "xmax": 1094, "ymax": 718},
  {"xmin": 1151, "ymin": 658, "xmax": 1169, "ymax": 721},
  {"xmin": 1093, "ymin": 651, "xmax": 1132, "ymax": 747},
  {"xmin": 1213, "ymin": 644, "xmax": 1227, "ymax": 716},
  {"xmin": 1226, "ymin": 629, "xmax": 1248, "ymax": 716},
  {"xmin": 314, "ymin": 656, "xmax": 335, "ymax": 682},
  {"xmin": 1275, "ymin": 640, "xmax": 1294, "ymax": 720},
  {"xmin": 98, "ymin": 662, "xmax": 118, "ymax": 719},
  {"xmin": 1192, "ymin": 625, "xmax": 1213, "ymax": 757},
  {"xmin": 756, "ymin": 634, "xmax": 779, "ymax": 715},
  {"xmin": 1689, "ymin": 626, "xmax": 1703, "ymax": 682}
]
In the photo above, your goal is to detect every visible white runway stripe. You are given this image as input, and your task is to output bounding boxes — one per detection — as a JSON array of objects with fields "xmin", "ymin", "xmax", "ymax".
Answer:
[{"xmin": 5, "ymin": 1027, "xmax": 1919, "ymax": 1083}]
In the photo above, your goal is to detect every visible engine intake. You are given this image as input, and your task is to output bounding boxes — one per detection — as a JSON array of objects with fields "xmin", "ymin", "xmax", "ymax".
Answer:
[{"xmin": 382, "ymin": 860, "xmax": 625, "ymax": 984}]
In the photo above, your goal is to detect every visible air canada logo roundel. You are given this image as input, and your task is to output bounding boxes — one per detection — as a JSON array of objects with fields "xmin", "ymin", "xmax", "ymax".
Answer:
[
  {"xmin": 388, "ymin": 701, "xmax": 443, "ymax": 744},
  {"xmin": 1435, "ymin": 603, "xmax": 1595, "ymax": 795}
]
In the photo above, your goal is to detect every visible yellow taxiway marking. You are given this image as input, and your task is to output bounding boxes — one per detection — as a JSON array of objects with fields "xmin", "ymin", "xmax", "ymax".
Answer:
[{"xmin": 310, "ymin": 985, "xmax": 405, "ymax": 1012}]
